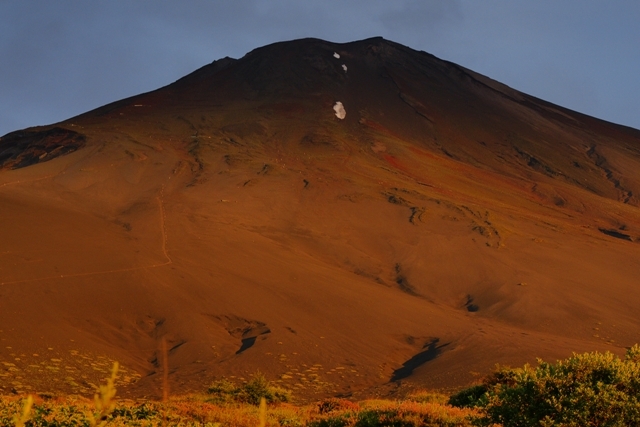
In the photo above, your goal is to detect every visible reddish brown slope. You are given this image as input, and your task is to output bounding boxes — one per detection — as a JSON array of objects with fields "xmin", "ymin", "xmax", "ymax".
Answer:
[{"xmin": 1, "ymin": 37, "xmax": 640, "ymax": 400}]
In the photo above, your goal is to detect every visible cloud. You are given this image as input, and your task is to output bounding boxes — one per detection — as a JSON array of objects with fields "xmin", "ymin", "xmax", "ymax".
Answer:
[{"xmin": 379, "ymin": 0, "xmax": 462, "ymax": 31}]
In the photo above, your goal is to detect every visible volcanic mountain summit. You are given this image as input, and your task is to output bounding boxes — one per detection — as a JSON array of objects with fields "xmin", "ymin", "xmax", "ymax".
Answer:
[{"xmin": 1, "ymin": 37, "xmax": 640, "ymax": 399}]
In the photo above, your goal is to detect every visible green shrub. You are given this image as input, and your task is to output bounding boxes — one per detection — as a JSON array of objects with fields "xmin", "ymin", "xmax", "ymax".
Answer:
[
  {"xmin": 110, "ymin": 403, "xmax": 158, "ymax": 420},
  {"xmin": 448, "ymin": 385, "xmax": 486, "ymax": 409},
  {"xmin": 206, "ymin": 372, "xmax": 291, "ymax": 405},
  {"xmin": 206, "ymin": 378, "xmax": 239, "ymax": 403},
  {"xmin": 309, "ymin": 400, "xmax": 477, "ymax": 427},
  {"xmin": 450, "ymin": 344, "xmax": 640, "ymax": 426},
  {"xmin": 316, "ymin": 398, "xmax": 360, "ymax": 414},
  {"xmin": 405, "ymin": 390, "xmax": 450, "ymax": 405}
]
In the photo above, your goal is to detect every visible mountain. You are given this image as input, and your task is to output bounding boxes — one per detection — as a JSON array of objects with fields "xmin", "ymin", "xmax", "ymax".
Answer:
[{"xmin": 2, "ymin": 37, "xmax": 640, "ymax": 400}]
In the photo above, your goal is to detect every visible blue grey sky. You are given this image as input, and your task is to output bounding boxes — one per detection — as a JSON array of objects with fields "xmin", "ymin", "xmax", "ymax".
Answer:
[{"xmin": 1, "ymin": 1, "xmax": 639, "ymax": 136}]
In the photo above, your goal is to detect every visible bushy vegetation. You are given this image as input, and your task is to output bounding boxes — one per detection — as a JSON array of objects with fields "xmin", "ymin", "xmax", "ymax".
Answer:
[
  {"xmin": 308, "ymin": 399, "xmax": 477, "ymax": 427},
  {"xmin": 4, "ymin": 345, "xmax": 640, "ymax": 426},
  {"xmin": 0, "ymin": 395, "xmax": 478, "ymax": 427},
  {"xmin": 206, "ymin": 372, "xmax": 291, "ymax": 405},
  {"xmin": 450, "ymin": 344, "xmax": 640, "ymax": 426}
]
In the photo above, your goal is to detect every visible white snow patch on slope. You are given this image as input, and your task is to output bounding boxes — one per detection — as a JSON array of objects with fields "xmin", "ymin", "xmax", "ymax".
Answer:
[
  {"xmin": 333, "ymin": 102, "xmax": 346, "ymax": 119},
  {"xmin": 333, "ymin": 52, "xmax": 340, "ymax": 59},
  {"xmin": 342, "ymin": 64, "xmax": 347, "ymax": 72}
]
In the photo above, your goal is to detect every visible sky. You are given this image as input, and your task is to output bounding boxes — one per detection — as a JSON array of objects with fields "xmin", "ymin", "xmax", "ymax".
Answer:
[{"xmin": 1, "ymin": 1, "xmax": 639, "ymax": 136}]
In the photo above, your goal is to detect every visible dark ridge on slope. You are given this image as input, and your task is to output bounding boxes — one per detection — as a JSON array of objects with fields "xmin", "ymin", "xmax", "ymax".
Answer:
[{"xmin": 0, "ymin": 126, "xmax": 85, "ymax": 170}]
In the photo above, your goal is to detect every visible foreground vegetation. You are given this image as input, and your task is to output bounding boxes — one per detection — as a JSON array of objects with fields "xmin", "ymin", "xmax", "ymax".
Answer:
[
  {"xmin": 450, "ymin": 344, "xmax": 640, "ymax": 426},
  {"xmin": 2, "ymin": 345, "xmax": 639, "ymax": 426},
  {"xmin": 0, "ymin": 394, "xmax": 477, "ymax": 427}
]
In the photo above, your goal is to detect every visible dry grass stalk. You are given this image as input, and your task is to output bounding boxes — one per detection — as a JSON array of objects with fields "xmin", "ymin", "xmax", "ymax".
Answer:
[
  {"xmin": 162, "ymin": 337, "xmax": 169, "ymax": 427},
  {"xmin": 89, "ymin": 361, "xmax": 119, "ymax": 427},
  {"xmin": 258, "ymin": 397, "xmax": 267, "ymax": 427},
  {"xmin": 12, "ymin": 395, "xmax": 32, "ymax": 427}
]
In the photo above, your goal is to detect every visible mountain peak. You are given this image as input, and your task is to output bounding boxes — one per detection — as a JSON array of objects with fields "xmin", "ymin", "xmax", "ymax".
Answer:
[{"xmin": 2, "ymin": 37, "xmax": 640, "ymax": 399}]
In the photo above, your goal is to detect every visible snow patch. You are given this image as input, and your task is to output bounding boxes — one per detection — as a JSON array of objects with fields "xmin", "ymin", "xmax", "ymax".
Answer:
[
  {"xmin": 333, "ymin": 52, "xmax": 340, "ymax": 59},
  {"xmin": 333, "ymin": 102, "xmax": 346, "ymax": 119},
  {"xmin": 342, "ymin": 64, "xmax": 347, "ymax": 72}
]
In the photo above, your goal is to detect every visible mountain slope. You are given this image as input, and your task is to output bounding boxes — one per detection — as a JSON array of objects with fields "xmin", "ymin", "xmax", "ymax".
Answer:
[{"xmin": 1, "ymin": 37, "xmax": 640, "ymax": 399}]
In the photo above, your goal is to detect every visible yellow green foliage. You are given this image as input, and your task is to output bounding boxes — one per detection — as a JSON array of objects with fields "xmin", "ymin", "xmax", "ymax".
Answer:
[{"xmin": 450, "ymin": 344, "xmax": 640, "ymax": 427}]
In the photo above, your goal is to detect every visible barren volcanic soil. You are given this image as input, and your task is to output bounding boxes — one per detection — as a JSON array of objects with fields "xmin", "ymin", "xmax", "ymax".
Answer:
[{"xmin": 1, "ymin": 37, "xmax": 640, "ymax": 400}]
